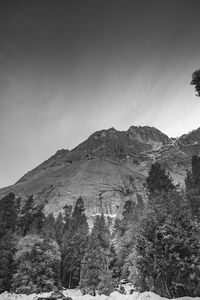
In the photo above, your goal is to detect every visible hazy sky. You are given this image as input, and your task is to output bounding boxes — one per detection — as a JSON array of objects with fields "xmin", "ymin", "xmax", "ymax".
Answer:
[{"xmin": 0, "ymin": 0, "xmax": 200, "ymax": 187}]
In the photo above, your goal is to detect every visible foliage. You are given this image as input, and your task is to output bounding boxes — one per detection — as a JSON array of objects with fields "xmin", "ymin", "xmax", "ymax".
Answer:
[
  {"xmin": 134, "ymin": 161, "xmax": 200, "ymax": 297},
  {"xmin": 63, "ymin": 204, "xmax": 72, "ymax": 235},
  {"xmin": 55, "ymin": 212, "xmax": 64, "ymax": 246},
  {"xmin": 70, "ymin": 197, "xmax": 88, "ymax": 234},
  {"xmin": 124, "ymin": 248, "xmax": 139, "ymax": 285},
  {"xmin": 191, "ymin": 69, "xmax": 200, "ymax": 97},
  {"xmin": 0, "ymin": 193, "xmax": 18, "ymax": 293},
  {"xmin": 41, "ymin": 213, "xmax": 56, "ymax": 241},
  {"xmin": 0, "ymin": 193, "xmax": 18, "ymax": 238},
  {"xmin": 97, "ymin": 269, "xmax": 117, "ymax": 295},
  {"xmin": 18, "ymin": 195, "xmax": 45, "ymax": 236},
  {"xmin": 61, "ymin": 197, "xmax": 88, "ymax": 288},
  {"xmin": 136, "ymin": 209, "xmax": 200, "ymax": 297},
  {"xmin": 62, "ymin": 231, "xmax": 88, "ymax": 288},
  {"xmin": 80, "ymin": 214, "xmax": 114, "ymax": 295},
  {"xmin": 3, "ymin": 154, "xmax": 200, "ymax": 296},
  {"xmin": 12, "ymin": 235, "xmax": 61, "ymax": 294},
  {"xmin": 146, "ymin": 162, "xmax": 175, "ymax": 197},
  {"xmin": 112, "ymin": 194, "xmax": 144, "ymax": 280},
  {"xmin": 185, "ymin": 155, "xmax": 200, "ymax": 217},
  {"xmin": 0, "ymin": 231, "xmax": 17, "ymax": 293},
  {"xmin": 80, "ymin": 244, "xmax": 106, "ymax": 295}
]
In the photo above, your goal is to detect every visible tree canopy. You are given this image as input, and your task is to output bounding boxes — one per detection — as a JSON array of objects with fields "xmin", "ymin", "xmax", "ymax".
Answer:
[{"xmin": 191, "ymin": 69, "xmax": 200, "ymax": 97}]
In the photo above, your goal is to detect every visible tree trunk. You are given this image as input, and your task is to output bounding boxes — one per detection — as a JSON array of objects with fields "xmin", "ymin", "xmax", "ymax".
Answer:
[{"xmin": 68, "ymin": 272, "xmax": 72, "ymax": 289}]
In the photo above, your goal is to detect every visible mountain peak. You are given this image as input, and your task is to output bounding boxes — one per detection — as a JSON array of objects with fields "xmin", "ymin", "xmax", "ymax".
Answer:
[
  {"xmin": 15, "ymin": 125, "xmax": 171, "ymax": 185},
  {"xmin": 1, "ymin": 125, "xmax": 200, "ymax": 221},
  {"xmin": 127, "ymin": 125, "xmax": 171, "ymax": 145}
]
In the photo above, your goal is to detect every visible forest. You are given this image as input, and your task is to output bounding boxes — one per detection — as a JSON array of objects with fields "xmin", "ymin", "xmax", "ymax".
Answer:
[{"xmin": 1, "ymin": 155, "xmax": 200, "ymax": 298}]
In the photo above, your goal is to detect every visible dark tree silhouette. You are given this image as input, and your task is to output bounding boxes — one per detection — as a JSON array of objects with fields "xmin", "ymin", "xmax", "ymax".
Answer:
[
  {"xmin": 185, "ymin": 155, "xmax": 200, "ymax": 217},
  {"xmin": 191, "ymin": 69, "xmax": 200, "ymax": 97},
  {"xmin": 146, "ymin": 162, "xmax": 174, "ymax": 197}
]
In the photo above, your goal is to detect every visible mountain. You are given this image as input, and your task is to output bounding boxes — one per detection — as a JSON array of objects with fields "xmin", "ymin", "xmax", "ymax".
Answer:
[{"xmin": 0, "ymin": 125, "xmax": 199, "ymax": 223}]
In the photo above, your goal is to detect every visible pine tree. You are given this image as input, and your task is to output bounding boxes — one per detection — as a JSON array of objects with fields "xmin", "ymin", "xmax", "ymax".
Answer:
[
  {"xmin": 41, "ymin": 213, "xmax": 56, "ymax": 241},
  {"xmin": 135, "ymin": 209, "xmax": 200, "ymax": 297},
  {"xmin": 70, "ymin": 197, "xmax": 88, "ymax": 233},
  {"xmin": 18, "ymin": 195, "xmax": 34, "ymax": 235},
  {"xmin": 55, "ymin": 212, "xmax": 64, "ymax": 246},
  {"xmin": 134, "ymin": 160, "xmax": 200, "ymax": 297},
  {"xmin": 61, "ymin": 197, "xmax": 88, "ymax": 288},
  {"xmin": 80, "ymin": 241, "xmax": 105, "ymax": 295},
  {"xmin": 146, "ymin": 162, "xmax": 175, "ymax": 197},
  {"xmin": 19, "ymin": 195, "xmax": 34, "ymax": 234},
  {"xmin": 97, "ymin": 269, "xmax": 117, "ymax": 295},
  {"xmin": 185, "ymin": 155, "xmax": 200, "ymax": 217},
  {"xmin": 18, "ymin": 195, "xmax": 45, "ymax": 236},
  {"xmin": 0, "ymin": 193, "xmax": 18, "ymax": 238},
  {"xmin": 123, "ymin": 248, "xmax": 139, "ymax": 285},
  {"xmin": 80, "ymin": 220, "xmax": 107, "ymax": 295},
  {"xmin": 28, "ymin": 206, "xmax": 45, "ymax": 235},
  {"xmin": 0, "ymin": 193, "xmax": 18, "ymax": 292},
  {"xmin": 0, "ymin": 231, "xmax": 17, "ymax": 293},
  {"xmin": 62, "ymin": 231, "xmax": 88, "ymax": 288},
  {"xmin": 92, "ymin": 214, "xmax": 110, "ymax": 249},
  {"xmin": 112, "ymin": 195, "xmax": 144, "ymax": 280},
  {"xmin": 80, "ymin": 214, "xmax": 114, "ymax": 295},
  {"xmin": 63, "ymin": 204, "xmax": 72, "ymax": 235}
]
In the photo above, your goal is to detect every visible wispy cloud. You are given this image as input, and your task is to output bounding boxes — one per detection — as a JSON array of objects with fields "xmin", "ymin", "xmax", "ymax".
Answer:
[{"xmin": 0, "ymin": 0, "xmax": 200, "ymax": 187}]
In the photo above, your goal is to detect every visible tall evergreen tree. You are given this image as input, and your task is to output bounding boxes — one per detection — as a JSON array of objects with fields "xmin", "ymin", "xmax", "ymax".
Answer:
[
  {"xmin": 135, "ymin": 207, "xmax": 200, "ymax": 297},
  {"xmin": 134, "ymin": 160, "xmax": 200, "ymax": 297},
  {"xmin": 63, "ymin": 204, "xmax": 72, "ymax": 235},
  {"xmin": 112, "ymin": 194, "xmax": 144, "ymax": 280},
  {"xmin": 55, "ymin": 212, "xmax": 64, "ymax": 246},
  {"xmin": 97, "ymin": 269, "xmax": 117, "ymax": 296},
  {"xmin": 0, "ymin": 231, "xmax": 17, "ymax": 293},
  {"xmin": 62, "ymin": 197, "xmax": 88, "ymax": 288},
  {"xmin": 18, "ymin": 196, "xmax": 45, "ymax": 236},
  {"xmin": 185, "ymin": 155, "xmax": 200, "ymax": 217},
  {"xmin": 41, "ymin": 213, "xmax": 56, "ymax": 241},
  {"xmin": 80, "ymin": 214, "xmax": 114, "ymax": 295},
  {"xmin": 0, "ymin": 193, "xmax": 18, "ymax": 292},
  {"xmin": 0, "ymin": 193, "xmax": 18, "ymax": 238},
  {"xmin": 146, "ymin": 162, "xmax": 175, "ymax": 197},
  {"xmin": 29, "ymin": 206, "xmax": 45, "ymax": 235},
  {"xmin": 70, "ymin": 197, "xmax": 88, "ymax": 233},
  {"xmin": 93, "ymin": 214, "xmax": 110, "ymax": 249},
  {"xmin": 18, "ymin": 195, "xmax": 34, "ymax": 236}
]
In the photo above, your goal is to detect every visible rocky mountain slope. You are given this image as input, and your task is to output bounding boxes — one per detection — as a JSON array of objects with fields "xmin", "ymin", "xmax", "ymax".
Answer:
[{"xmin": 0, "ymin": 126, "xmax": 200, "ymax": 222}]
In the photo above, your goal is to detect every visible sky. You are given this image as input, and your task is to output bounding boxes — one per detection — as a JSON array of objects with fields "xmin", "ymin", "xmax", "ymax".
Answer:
[{"xmin": 0, "ymin": 0, "xmax": 200, "ymax": 188}]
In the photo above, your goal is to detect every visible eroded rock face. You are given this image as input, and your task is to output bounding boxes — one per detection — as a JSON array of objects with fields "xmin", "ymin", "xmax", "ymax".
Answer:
[{"xmin": 0, "ymin": 126, "xmax": 200, "ymax": 220}]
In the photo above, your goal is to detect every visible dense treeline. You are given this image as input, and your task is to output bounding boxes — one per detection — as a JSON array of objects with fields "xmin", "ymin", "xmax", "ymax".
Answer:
[
  {"xmin": 1, "ymin": 156, "xmax": 200, "ymax": 297},
  {"xmin": 134, "ymin": 161, "xmax": 200, "ymax": 297},
  {"xmin": 0, "ymin": 194, "xmax": 117, "ymax": 295}
]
